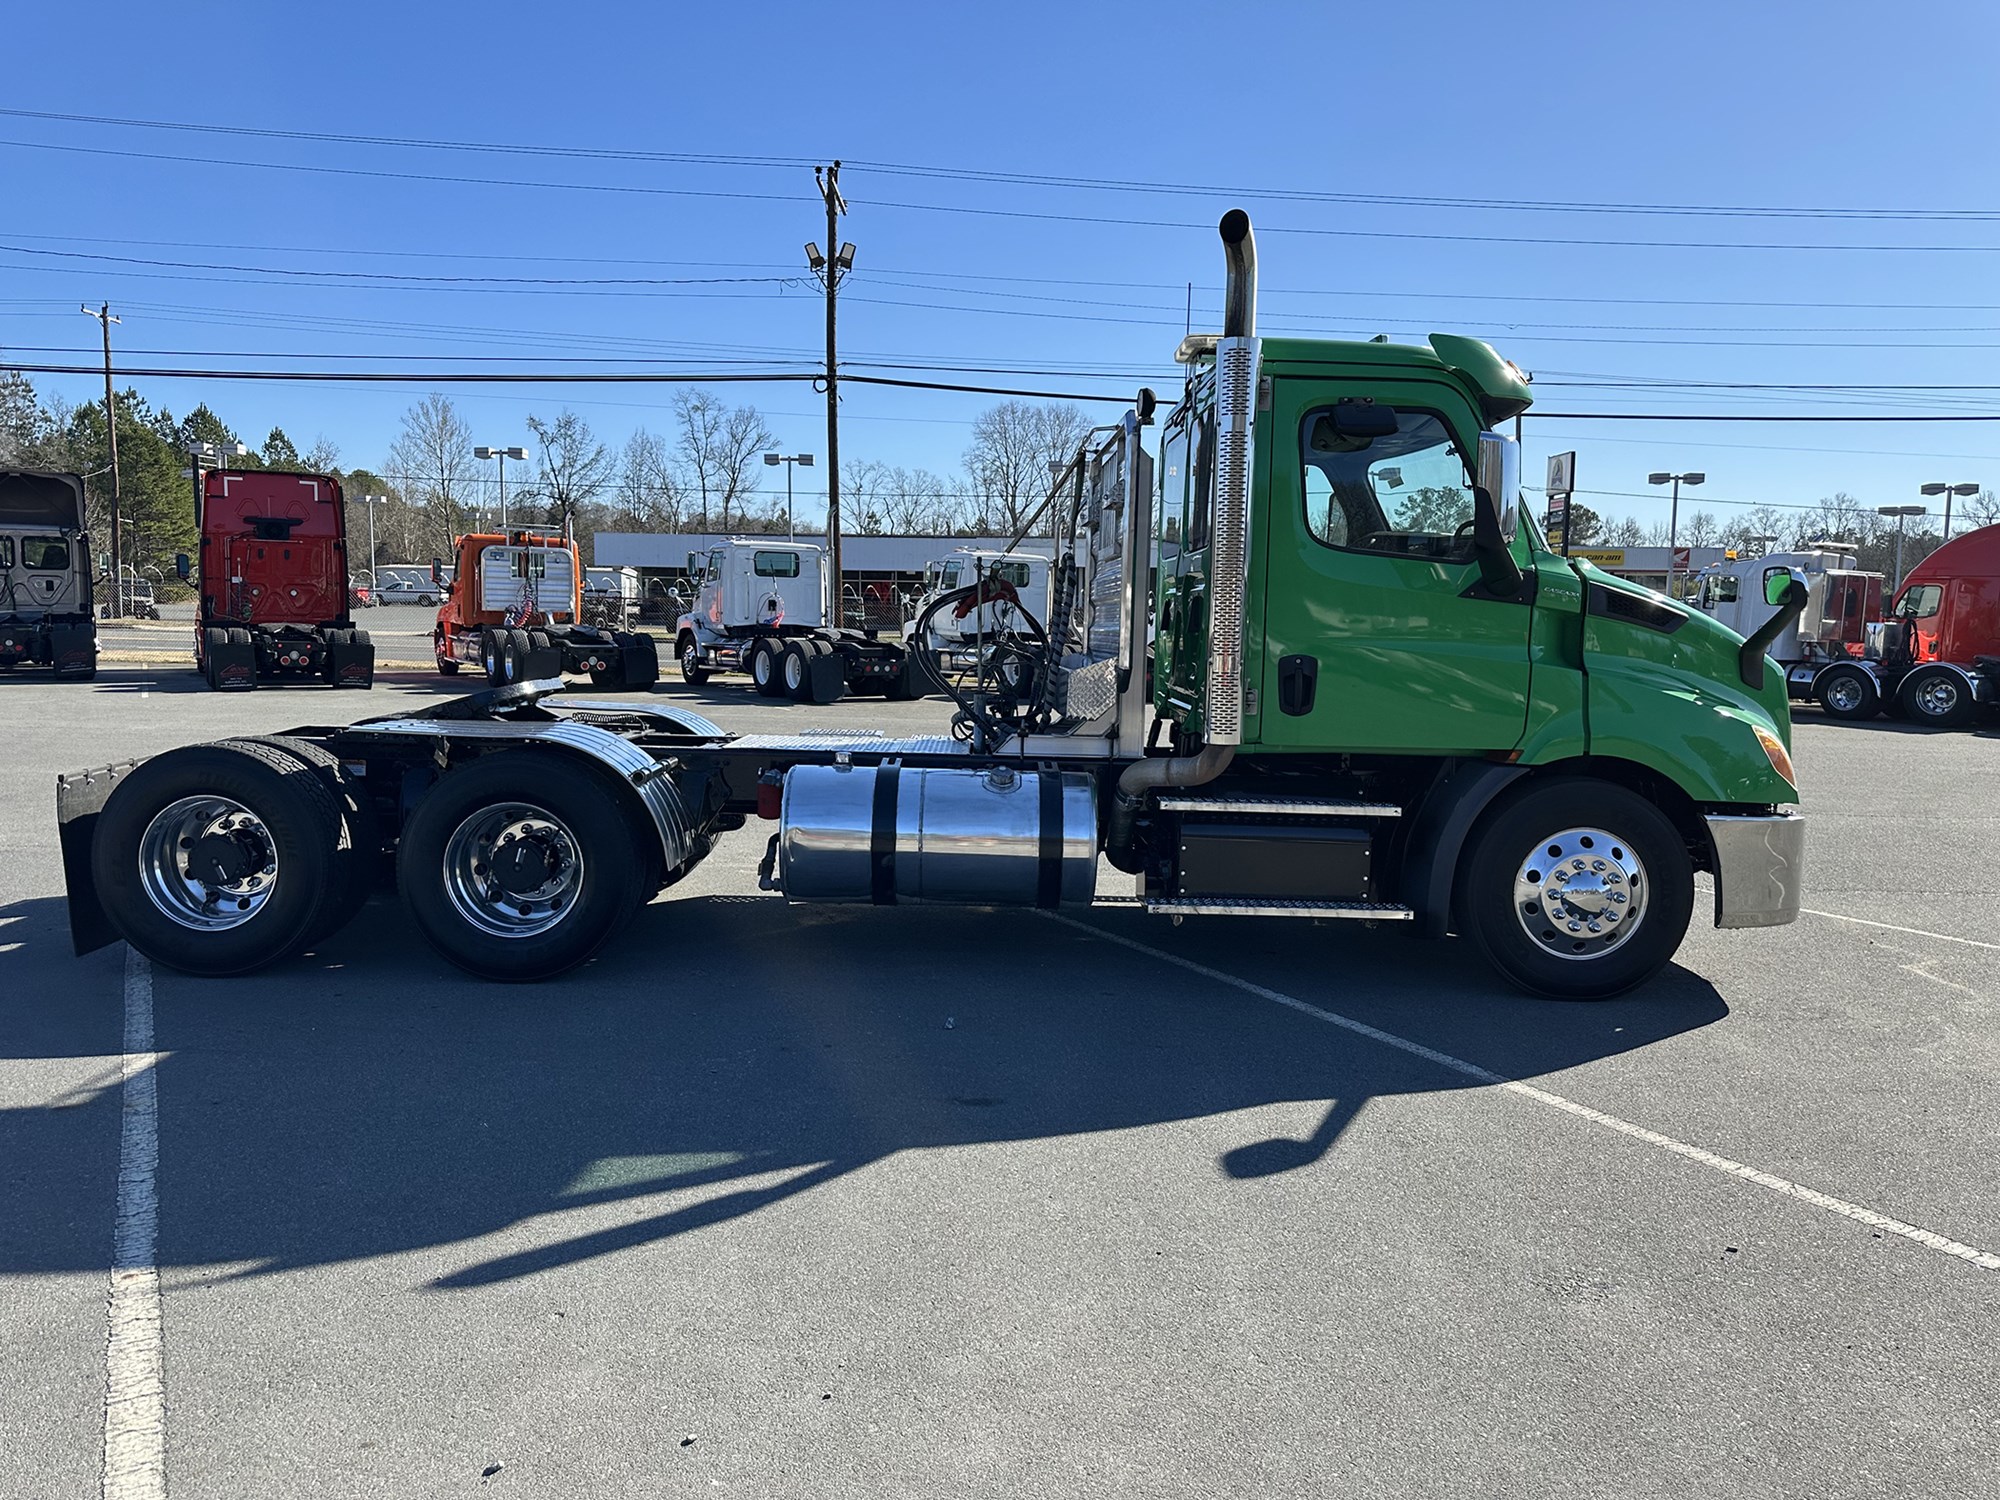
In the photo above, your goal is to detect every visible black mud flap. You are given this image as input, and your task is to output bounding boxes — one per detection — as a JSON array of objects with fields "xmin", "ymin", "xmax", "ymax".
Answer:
[
  {"xmin": 619, "ymin": 636, "xmax": 659, "ymax": 690},
  {"xmin": 49, "ymin": 622, "xmax": 98, "ymax": 676},
  {"xmin": 208, "ymin": 640, "xmax": 258, "ymax": 690},
  {"xmin": 57, "ymin": 762, "xmax": 137, "ymax": 955},
  {"xmin": 807, "ymin": 651, "xmax": 847, "ymax": 705},
  {"xmin": 329, "ymin": 636, "xmax": 376, "ymax": 688},
  {"xmin": 522, "ymin": 644, "xmax": 565, "ymax": 681}
]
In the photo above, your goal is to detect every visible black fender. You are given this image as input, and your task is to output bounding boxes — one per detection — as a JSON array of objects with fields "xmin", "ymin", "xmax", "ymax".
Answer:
[{"xmin": 1400, "ymin": 760, "xmax": 1527, "ymax": 938}]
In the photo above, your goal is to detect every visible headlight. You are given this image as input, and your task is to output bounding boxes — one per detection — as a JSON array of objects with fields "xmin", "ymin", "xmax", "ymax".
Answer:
[{"xmin": 1753, "ymin": 722, "xmax": 1797, "ymax": 793}]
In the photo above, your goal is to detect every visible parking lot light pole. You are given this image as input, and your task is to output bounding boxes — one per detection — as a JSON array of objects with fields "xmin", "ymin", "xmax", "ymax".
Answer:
[
  {"xmin": 1877, "ymin": 504, "xmax": 1927, "ymax": 594},
  {"xmin": 473, "ymin": 445, "xmax": 528, "ymax": 530},
  {"xmin": 1648, "ymin": 470, "xmax": 1705, "ymax": 596},
  {"xmin": 763, "ymin": 452, "xmax": 814, "ymax": 542},
  {"xmin": 356, "ymin": 494, "xmax": 386, "ymax": 580},
  {"xmin": 1918, "ymin": 481, "xmax": 1978, "ymax": 542}
]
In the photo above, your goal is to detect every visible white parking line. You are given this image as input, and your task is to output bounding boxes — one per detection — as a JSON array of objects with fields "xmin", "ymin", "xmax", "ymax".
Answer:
[
  {"xmin": 1801, "ymin": 909, "xmax": 2000, "ymax": 952},
  {"xmin": 1050, "ymin": 914, "xmax": 2000, "ymax": 1273},
  {"xmin": 103, "ymin": 948, "xmax": 166, "ymax": 1500}
]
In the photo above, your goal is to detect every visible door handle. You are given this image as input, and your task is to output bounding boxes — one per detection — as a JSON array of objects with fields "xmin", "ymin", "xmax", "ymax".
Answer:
[{"xmin": 1278, "ymin": 654, "xmax": 1318, "ymax": 716}]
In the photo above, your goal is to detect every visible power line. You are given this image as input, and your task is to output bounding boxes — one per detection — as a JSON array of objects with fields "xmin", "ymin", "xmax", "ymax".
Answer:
[
  {"xmin": 8, "ymin": 106, "xmax": 1996, "ymax": 225},
  {"xmin": 0, "ymin": 243, "xmax": 798, "ymax": 287},
  {"xmin": 9, "ymin": 134, "xmax": 2000, "ymax": 256}
]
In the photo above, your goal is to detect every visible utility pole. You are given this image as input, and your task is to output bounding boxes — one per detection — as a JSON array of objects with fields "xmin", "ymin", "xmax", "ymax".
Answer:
[
  {"xmin": 809, "ymin": 163, "xmax": 853, "ymax": 621},
  {"xmin": 81, "ymin": 303, "xmax": 123, "ymax": 617}
]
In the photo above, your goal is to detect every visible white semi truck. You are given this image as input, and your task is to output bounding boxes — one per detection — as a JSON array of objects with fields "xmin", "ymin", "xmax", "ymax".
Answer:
[
  {"xmin": 674, "ymin": 538, "xmax": 916, "ymax": 701},
  {"xmin": 1690, "ymin": 547, "xmax": 1886, "ymax": 719},
  {"xmin": 0, "ymin": 470, "xmax": 99, "ymax": 680}
]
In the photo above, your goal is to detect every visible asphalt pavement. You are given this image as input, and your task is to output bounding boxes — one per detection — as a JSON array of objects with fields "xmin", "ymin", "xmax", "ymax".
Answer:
[{"xmin": 2, "ymin": 664, "xmax": 1996, "ymax": 1498}]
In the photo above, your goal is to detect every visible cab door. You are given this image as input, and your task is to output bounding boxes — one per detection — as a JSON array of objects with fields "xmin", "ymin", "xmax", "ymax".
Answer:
[{"xmin": 1255, "ymin": 380, "xmax": 1534, "ymax": 755}]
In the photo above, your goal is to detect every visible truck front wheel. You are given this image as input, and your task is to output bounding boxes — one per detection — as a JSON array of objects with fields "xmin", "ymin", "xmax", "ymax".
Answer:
[
  {"xmin": 397, "ymin": 751, "xmax": 647, "ymax": 981},
  {"xmin": 1458, "ymin": 778, "xmax": 1694, "ymax": 1001},
  {"xmin": 678, "ymin": 634, "xmax": 709, "ymax": 684},
  {"xmin": 1815, "ymin": 665, "xmax": 1878, "ymax": 721}
]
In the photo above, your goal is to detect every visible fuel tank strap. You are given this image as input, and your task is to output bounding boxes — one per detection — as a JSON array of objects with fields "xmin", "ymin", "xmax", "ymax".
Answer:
[
  {"xmin": 869, "ymin": 761, "xmax": 901, "ymax": 905},
  {"xmin": 1036, "ymin": 771, "xmax": 1063, "ymax": 909}
]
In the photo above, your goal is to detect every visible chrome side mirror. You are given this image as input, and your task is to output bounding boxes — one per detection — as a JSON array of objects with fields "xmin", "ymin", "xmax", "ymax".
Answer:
[{"xmin": 1475, "ymin": 431, "xmax": 1520, "ymax": 545}]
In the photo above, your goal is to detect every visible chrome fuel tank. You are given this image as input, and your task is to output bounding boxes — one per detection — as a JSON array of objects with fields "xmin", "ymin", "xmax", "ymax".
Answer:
[{"xmin": 778, "ymin": 763, "xmax": 1097, "ymax": 906}]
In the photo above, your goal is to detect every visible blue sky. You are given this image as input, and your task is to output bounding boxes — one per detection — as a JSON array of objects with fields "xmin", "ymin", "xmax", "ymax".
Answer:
[{"xmin": 6, "ymin": 0, "xmax": 1999, "ymax": 534}]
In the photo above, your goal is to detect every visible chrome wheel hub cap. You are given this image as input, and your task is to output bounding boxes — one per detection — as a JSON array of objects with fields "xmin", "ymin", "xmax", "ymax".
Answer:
[
  {"xmin": 1916, "ymin": 677, "xmax": 1958, "ymax": 716},
  {"xmin": 443, "ymin": 802, "xmax": 584, "ymax": 939},
  {"xmin": 1513, "ymin": 826, "xmax": 1648, "ymax": 961},
  {"xmin": 1827, "ymin": 677, "xmax": 1862, "ymax": 712},
  {"xmin": 139, "ymin": 795, "xmax": 279, "ymax": 931}
]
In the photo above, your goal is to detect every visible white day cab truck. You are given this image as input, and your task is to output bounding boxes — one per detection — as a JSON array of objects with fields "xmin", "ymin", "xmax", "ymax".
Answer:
[
  {"xmin": 0, "ymin": 470, "xmax": 98, "ymax": 679},
  {"xmin": 56, "ymin": 213, "xmax": 1806, "ymax": 1000},
  {"xmin": 674, "ymin": 538, "xmax": 917, "ymax": 702}
]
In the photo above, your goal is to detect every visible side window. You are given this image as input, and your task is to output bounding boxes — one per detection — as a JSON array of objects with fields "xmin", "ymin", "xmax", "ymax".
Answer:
[
  {"xmin": 707, "ymin": 550, "xmax": 723, "ymax": 582},
  {"xmin": 1187, "ymin": 405, "xmax": 1217, "ymax": 552},
  {"xmin": 1301, "ymin": 407, "xmax": 1475, "ymax": 559},
  {"xmin": 992, "ymin": 560, "xmax": 1032, "ymax": 589},
  {"xmin": 753, "ymin": 550, "xmax": 801, "ymax": 578},
  {"xmin": 1898, "ymin": 583, "xmax": 1943, "ymax": 618},
  {"xmin": 23, "ymin": 537, "xmax": 69, "ymax": 571},
  {"xmin": 0, "ymin": 538, "xmax": 13, "ymax": 568},
  {"xmin": 1157, "ymin": 414, "xmax": 1192, "ymax": 555},
  {"xmin": 1714, "ymin": 576, "xmax": 1739, "ymax": 604}
]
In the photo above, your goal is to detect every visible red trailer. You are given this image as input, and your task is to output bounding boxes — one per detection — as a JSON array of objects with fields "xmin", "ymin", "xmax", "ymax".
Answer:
[{"xmin": 176, "ymin": 470, "xmax": 374, "ymax": 690}]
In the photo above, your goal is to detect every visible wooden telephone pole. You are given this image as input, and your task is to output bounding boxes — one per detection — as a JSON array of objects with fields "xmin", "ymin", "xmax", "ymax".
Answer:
[
  {"xmin": 811, "ymin": 163, "xmax": 851, "ymax": 620},
  {"xmin": 81, "ymin": 302, "xmax": 123, "ymax": 617}
]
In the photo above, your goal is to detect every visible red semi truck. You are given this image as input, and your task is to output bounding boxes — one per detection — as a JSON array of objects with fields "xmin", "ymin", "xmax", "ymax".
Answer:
[
  {"xmin": 1868, "ymin": 523, "xmax": 2000, "ymax": 727},
  {"xmin": 176, "ymin": 469, "xmax": 374, "ymax": 690}
]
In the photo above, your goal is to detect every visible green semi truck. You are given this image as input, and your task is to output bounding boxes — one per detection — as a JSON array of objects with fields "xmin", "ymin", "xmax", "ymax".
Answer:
[{"xmin": 57, "ymin": 212, "xmax": 1806, "ymax": 999}]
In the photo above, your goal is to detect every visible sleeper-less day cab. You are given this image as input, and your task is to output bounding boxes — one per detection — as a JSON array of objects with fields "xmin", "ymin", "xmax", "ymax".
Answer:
[{"xmin": 56, "ymin": 214, "xmax": 1806, "ymax": 998}]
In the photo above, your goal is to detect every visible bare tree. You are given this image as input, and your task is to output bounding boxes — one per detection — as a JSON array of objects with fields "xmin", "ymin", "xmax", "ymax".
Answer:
[
  {"xmin": 612, "ymin": 427, "xmax": 684, "ymax": 531},
  {"xmin": 525, "ymin": 410, "xmax": 613, "ymax": 533},
  {"xmin": 878, "ymin": 466, "xmax": 957, "ymax": 533},
  {"xmin": 1679, "ymin": 510, "xmax": 1721, "ymax": 547},
  {"xmin": 964, "ymin": 400, "xmax": 1090, "ymax": 535},
  {"xmin": 1603, "ymin": 515, "xmax": 1646, "ymax": 547},
  {"xmin": 842, "ymin": 458, "xmax": 887, "ymax": 534},
  {"xmin": 671, "ymin": 391, "xmax": 775, "ymax": 531},
  {"xmin": 302, "ymin": 435, "xmax": 341, "ymax": 473},
  {"xmin": 386, "ymin": 394, "xmax": 479, "ymax": 555}
]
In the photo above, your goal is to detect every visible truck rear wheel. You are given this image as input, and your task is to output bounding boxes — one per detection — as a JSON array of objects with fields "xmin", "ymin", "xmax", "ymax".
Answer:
[
  {"xmin": 1815, "ymin": 665, "xmax": 1878, "ymax": 721},
  {"xmin": 91, "ymin": 740, "xmax": 342, "ymax": 977},
  {"xmin": 1898, "ymin": 666, "xmax": 1976, "ymax": 728},
  {"xmin": 751, "ymin": 639, "xmax": 784, "ymax": 696},
  {"xmin": 1458, "ymin": 777, "xmax": 1693, "ymax": 1001},
  {"xmin": 397, "ymin": 750, "xmax": 647, "ymax": 981}
]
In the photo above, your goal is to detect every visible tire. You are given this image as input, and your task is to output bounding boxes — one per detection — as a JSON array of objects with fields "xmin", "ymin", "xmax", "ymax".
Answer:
[
  {"xmin": 1814, "ymin": 665, "xmax": 1878, "ymax": 721},
  {"xmin": 219, "ymin": 736, "xmax": 381, "ymax": 947},
  {"xmin": 1898, "ymin": 665, "xmax": 1976, "ymax": 729},
  {"xmin": 752, "ymin": 639, "xmax": 785, "ymax": 697},
  {"xmin": 505, "ymin": 628, "xmax": 533, "ymax": 684},
  {"xmin": 226, "ymin": 627, "xmax": 251, "ymax": 648},
  {"xmin": 396, "ymin": 749, "xmax": 648, "ymax": 981},
  {"xmin": 436, "ymin": 630, "xmax": 461, "ymax": 675},
  {"xmin": 1458, "ymin": 777, "xmax": 1695, "ymax": 1001},
  {"xmin": 527, "ymin": 629, "xmax": 551, "ymax": 654},
  {"xmin": 678, "ymin": 634, "xmax": 710, "ymax": 685},
  {"xmin": 780, "ymin": 640, "xmax": 812, "ymax": 700},
  {"xmin": 91, "ymin": 740, "xmax": 342, "ymax": 977},
  {"xmin": 480, "ymin": 627, "xmax": 506, "ymax": 686}
]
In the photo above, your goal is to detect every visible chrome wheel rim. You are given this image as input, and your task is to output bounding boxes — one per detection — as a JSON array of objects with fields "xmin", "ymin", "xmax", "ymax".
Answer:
[
  {"xmin": 1825, "ymin": 675, "xmax": 1864, "ymax": 713},
  {"xmin": 138, "ymin": 795, "xmax": 279, "ymax": 932},
  {"xmin": 1513, "ymin": 826, "xmax": 1648, "ymax": 962},
  {"xmin": 442, "ymin": 802, "xmax": 584, "ymax": 939},
  {"xmin": 1915, "ymin": 675, "xmax": 1958, "ymax": 717}
]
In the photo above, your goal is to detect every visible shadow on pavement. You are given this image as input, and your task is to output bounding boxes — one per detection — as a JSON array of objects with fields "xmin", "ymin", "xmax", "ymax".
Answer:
[{"xmin": 0, "ymin": 891, "xmax": 1726, "ymax": 1290}]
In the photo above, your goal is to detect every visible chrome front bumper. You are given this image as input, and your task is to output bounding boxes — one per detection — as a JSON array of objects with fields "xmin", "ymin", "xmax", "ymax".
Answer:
[{"xmin": 1705, "ymin": 811, "xmax": 1807, "ymax": 929}]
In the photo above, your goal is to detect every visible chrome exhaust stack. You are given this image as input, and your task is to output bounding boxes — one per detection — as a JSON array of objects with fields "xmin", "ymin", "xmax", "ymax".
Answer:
[{"xmin": 1107, "ymin": 211, "xmax": 1262, "ymax": 869}]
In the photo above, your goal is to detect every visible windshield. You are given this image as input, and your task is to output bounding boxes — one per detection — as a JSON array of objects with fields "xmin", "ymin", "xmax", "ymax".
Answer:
[{"xmin": 1301, "ymin": 408, "xmax": 1474, "ymax": 559}]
